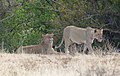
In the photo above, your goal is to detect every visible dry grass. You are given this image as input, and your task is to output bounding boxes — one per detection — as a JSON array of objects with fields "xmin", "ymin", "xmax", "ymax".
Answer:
[{"xmin": 0, "ymin": 51, "xmax": 120, "ymax": 76}]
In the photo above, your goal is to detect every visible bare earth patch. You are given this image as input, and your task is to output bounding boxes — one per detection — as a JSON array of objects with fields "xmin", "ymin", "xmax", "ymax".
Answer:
[{"xmin": 0, "ymin": 53, "xmax": 120, "ymax": 76}]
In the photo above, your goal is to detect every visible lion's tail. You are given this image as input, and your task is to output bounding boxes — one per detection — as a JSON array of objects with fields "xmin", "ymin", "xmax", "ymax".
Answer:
[
  {"xmin": 16, "ymin": 46, "xmax": 22, "ymax": 53},
  {"xmin": 55, "ymin": 38, "xmax": 64, "ymax": 49}
]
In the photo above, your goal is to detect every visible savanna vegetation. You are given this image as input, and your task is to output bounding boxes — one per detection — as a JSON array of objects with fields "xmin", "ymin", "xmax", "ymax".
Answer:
[
  {"xmin": 0, "ymin": 0, "xmax": 120, "ymax": 52},
  {"xmin": 0, "ymin": 1, "xmax": 120, "ymax": 76}
]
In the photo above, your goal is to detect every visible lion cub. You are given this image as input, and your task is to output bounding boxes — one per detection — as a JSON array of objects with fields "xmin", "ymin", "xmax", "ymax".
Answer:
[{"xmin": 16, "ymin": 33, "xmax": 56, "ymax": 54}]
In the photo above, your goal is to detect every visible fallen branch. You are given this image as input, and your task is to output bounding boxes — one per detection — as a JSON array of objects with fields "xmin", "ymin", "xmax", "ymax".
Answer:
[
  {"xmin": 0, "ymin": 13, "xmax": 14, "ymax": 22},
  {"xmin": 104, "ymin": 28, "xmax": 120, "ymax": 34}
]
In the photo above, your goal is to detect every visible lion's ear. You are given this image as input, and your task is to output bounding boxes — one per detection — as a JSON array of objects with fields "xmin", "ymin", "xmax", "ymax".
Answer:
[
  {"xmin": 51, "ymin": 33, "xmax": 54, "ymax": 36},
  {"xmin": 101, "ymin": 29, "xmax": 103, "ymax": 32},
  {"xmin": 42, "ymin": 34, "xmax": 45, "ymax": 37}
]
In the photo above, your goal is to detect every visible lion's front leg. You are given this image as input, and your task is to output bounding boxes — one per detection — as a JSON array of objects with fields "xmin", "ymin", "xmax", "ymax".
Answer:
[{"xmin": 86, "ymin": 43, "xmax": 94, "ymax": 54}]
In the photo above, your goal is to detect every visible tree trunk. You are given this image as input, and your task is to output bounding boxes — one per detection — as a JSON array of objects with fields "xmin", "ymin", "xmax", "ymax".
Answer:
[{"xmin": 0, "ymin": 0, "xmax": 5, "ymax": 20}]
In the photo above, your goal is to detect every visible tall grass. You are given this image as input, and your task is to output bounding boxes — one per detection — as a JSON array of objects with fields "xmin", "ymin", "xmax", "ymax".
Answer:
[{"xmin": 0, "ymin": 45, "xmax": 120, "ymax": 76}]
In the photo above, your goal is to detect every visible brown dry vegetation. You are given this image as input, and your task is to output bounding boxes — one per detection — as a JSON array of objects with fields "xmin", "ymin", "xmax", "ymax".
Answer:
[{"xmin": 0, "ymin": 52, "xmax": 120, "ymax": 76}]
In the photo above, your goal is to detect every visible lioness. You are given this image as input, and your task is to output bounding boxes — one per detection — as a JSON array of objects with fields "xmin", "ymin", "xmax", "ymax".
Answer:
[
  {"xmin": 56, "ymin": 26, "xmax": 103, "ymax": 54},
  {"xmin": 16, "ymin": 33, "xmax": 56, "ymax": 54}
]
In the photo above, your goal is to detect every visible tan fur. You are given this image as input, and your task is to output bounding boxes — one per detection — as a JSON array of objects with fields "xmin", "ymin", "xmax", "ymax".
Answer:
[
  {"xmin": 56, "ymin": 26, "xmax": 103, "ymax": 54},
  {"xmin": 16, "ymin": 33, "xmax": 56, "ymax": 54}
]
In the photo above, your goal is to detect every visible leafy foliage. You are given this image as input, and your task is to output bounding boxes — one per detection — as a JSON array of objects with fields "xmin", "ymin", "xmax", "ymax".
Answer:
[
  {"xmin": 2, "ymin": 0, "xmax": 57, "ymax": 52},
  {"xmin": 0, "ymin": 0, "xmax": 120, "ymax": 52}
]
